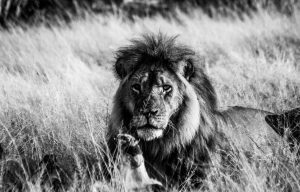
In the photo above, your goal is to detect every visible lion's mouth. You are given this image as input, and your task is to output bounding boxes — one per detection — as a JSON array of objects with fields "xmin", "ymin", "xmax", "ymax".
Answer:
[{"xmin": 136, "ymin": 125, "xmax": 163, "ymax": 141}]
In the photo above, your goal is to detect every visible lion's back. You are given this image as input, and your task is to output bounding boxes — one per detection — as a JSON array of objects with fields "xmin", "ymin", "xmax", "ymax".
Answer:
[{"xmin": 217, "ymin": 106, "xmax": 283, "ymax": 154}]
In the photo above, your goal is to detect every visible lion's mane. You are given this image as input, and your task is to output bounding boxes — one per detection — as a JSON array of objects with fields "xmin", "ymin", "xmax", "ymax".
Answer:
[{"xmin": 108, "ymin": 34, "xmax": 224, "ymax": 186}]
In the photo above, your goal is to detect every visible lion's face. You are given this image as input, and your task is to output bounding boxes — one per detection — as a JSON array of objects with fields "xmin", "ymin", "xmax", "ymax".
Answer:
[{"xmin": 125, "ymin": 65, "xmax": 183, "ymax": 141}]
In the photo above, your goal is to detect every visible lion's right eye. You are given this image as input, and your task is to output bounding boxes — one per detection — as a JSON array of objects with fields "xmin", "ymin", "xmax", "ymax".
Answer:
[{"xmin": 131, "ymin": 84, "xmax": 141, "ymax": 94}]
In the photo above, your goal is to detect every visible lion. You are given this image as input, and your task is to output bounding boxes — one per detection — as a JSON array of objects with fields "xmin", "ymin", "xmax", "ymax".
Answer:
[{"xmin": 107, "ymin": 33, "xmax": 283, "ymax": 188}]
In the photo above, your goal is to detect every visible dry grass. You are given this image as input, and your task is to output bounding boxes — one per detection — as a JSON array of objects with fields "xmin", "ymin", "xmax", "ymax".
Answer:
[{"xmin": 0, "ymin": 8, "xmax": 300, "ymax": 191}]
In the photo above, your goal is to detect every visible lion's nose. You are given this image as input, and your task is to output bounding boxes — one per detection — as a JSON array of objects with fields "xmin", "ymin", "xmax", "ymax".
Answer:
[{"xmin": 143, "ymin": 109, "xmax": 158, "ymax": 117}]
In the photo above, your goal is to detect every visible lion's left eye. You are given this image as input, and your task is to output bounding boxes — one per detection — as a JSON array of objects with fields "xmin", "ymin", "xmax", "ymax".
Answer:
[{"xmin": 163, "ymin": 85, "xmax": 172, "ymax": 92}]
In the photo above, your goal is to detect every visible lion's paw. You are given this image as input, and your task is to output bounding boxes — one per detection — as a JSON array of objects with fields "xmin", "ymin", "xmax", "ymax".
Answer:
[{"xmin": 117, "ymin": 133, "xmax": 142, "ymax": 156}]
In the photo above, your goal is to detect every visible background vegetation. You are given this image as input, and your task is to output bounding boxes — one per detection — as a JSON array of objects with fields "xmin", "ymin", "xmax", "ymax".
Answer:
[
  {"xmin": 0, "ymin": 0, "xmax": 298, "ymax": 27},
  {"xmin": 0, "ymin": 1, "xmax": 300, "ymax": 191}
]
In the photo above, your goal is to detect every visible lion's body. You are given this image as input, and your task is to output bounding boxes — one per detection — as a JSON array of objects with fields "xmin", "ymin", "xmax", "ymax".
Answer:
[
  {"xmin": 218, "ymin": 106, "xmax": 280, "ymax": 153},
  {"xmin": 107, "ymin": 34, "xmax": 284, "ymax": 188}
]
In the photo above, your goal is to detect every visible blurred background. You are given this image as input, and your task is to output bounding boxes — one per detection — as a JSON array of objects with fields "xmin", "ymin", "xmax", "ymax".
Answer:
[{"xmin": 0, "ymin": 0, "xmax": 298, "ymax": 27}]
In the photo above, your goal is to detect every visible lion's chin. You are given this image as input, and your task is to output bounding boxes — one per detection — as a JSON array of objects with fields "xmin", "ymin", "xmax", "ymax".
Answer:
[{"xmin": 136, "ymin": 128, "xmax": 163, "ymax": 141}]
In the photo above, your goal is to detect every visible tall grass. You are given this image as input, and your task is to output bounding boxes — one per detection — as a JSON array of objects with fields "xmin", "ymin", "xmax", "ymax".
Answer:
[
  {"xmin": 0, "ymin": 8, "xmax": 300, "ymax": 191},
  {"xmin": 0, "ymin": 0, "xmax": 298, "ymax": 27}
]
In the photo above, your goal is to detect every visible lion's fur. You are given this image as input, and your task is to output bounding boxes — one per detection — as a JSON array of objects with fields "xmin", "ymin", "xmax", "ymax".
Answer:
[{"xmin": 108, "ymin": 34, "xmax": 282, "ymax": 187}]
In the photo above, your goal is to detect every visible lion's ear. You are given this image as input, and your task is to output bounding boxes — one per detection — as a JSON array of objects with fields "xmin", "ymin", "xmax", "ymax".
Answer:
[
  {"xmin": 115, "ymin": 57, "xmax": 127, "ymax": 79},
  {"xmin": 115, "ymin": 56, "xmax": 136, "ymax": 79},
  {"xmin": 178, "ymin": 57, "xmax": 196, "ymax": 81},
  {"xmin": 184, "ymin": 58, "xmax": 195, "ymax": 80}
]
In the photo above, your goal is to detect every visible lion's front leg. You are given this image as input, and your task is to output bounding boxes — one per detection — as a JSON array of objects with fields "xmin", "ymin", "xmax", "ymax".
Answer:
[{"xmin": 117, "ymin": 133, "xmax": 162, "ymax": 192}]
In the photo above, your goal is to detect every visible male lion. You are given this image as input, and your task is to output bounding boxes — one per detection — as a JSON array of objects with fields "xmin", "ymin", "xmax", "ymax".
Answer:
[{"xmin": 107, "ymin": 34, "xmax": 283, "ymax": 188}]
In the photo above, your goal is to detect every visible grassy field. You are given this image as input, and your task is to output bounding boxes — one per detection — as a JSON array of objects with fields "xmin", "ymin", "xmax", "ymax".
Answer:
[{"xmin": 0, "ymin": 8, "xmax": 300, "ymax": 191}]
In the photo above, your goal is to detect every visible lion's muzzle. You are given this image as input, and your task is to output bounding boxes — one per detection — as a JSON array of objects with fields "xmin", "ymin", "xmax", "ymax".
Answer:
[{"xmin": 130, "ymin": 112, "xmax": 167, "ymax": 141}]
